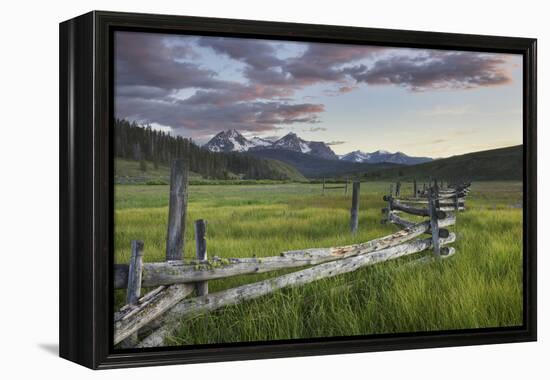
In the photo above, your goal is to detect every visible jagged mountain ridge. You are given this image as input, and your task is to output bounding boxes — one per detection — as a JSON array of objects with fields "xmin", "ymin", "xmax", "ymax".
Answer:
[
  {"xmin": 204, "ymin": 129, "xmax": 433, "ymax": 165},
  {"xmin": 204, "ymin": 130, "xmax": 338, "ymax": 160},
  {"xmin": 203, "ymin": 129, "xmax": 256, "ymax": 153},
  {"xmin": 340, "ymin": 150, "xmax": 433, "ymax": 165}
]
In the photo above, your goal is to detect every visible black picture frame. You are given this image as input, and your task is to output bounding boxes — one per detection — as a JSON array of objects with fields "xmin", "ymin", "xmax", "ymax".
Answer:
[{"xmin": 59, "ymin": 10, "xmax": 537, "ymax": 369}]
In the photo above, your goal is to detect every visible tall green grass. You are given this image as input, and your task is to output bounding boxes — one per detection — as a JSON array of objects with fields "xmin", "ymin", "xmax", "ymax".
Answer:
[{"xmin": 114, "ymin": 181, "xmax": 523, "ymax": 346}]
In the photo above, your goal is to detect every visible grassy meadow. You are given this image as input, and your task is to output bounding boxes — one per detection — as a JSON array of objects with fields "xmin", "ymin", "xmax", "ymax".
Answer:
[{"xmin": 114, "ymin": 181, "xmax": 523, "ymax": 346}]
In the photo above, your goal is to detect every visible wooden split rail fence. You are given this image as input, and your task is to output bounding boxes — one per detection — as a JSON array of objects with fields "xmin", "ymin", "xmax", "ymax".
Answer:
[
  {"xmin": 322, "ymin": 177, "xmax": 350, "ymax": 196},
  {"xmin": 113, "ymin": 161, "xmax": 471, "ymax": 348}
]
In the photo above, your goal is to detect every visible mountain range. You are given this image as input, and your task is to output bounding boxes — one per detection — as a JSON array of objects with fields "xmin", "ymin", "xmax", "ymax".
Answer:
[
  {"xmin": 204, "ymin": 129, "xmax": 433, "ymax": 165},
  {"xmin": 246, "ymin": 148, "xmax": 399, "ymax": 178},
  {"xmin": 340, "ymin": 150, "xmax": 432, "ymax": 165}
]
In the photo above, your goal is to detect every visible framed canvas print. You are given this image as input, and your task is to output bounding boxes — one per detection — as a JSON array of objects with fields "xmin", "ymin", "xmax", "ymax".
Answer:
[{"xmin": 59, "ymin": 11, "xmax": 537, "ymax": 369}]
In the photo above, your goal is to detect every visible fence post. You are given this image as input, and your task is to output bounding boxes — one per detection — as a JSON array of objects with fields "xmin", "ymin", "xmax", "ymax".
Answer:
[
  {"xmin": 428, "ymin": 188, "xmax": 441, "ymax": 258},
  {"xmin": 454, "ymin": 190, "xmax": 459, "ymax": 210},
  {"xmin": 413, "ymin": 178, "xmax": 417, "ymax": 198},
  {"xmin": 396, "ymin": 181, "xmax": 401, "ymax": 197},
  {"xmin": 344, "ymin": 177, "xmax": 349, "ymax": 196},
  {"xmin": 120, "ymin": 240, "xmax": 144, "ymax": 348},
  {"xmin": 389, "ymin": 183, "xmax": 394, "ymax": 197},
  {"xmin": 350, "ymin": 181, "xmax": 360, "ymax": 234},
  {"xmin": 385, "ymin": 191, "xmax": 393, "ymax": 224},
  {"xmin": 126, "ymin": 240, "xmax": 144, "ymax": 305},
  {"xmin": 322, "ymin": 177, "xmax": 325, "ymax": 196},
  {"xmin": 194, "ymin": 219, "xmax": 208, "ymax": 296},
  {"xmin": 166, "ymin": 159, "xmax": 188, "ymax": 261}
]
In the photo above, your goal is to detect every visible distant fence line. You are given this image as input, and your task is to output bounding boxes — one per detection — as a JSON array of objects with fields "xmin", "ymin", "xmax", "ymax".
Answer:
[
  {"xmin": 113, "ymin": 159, "xmax": 471, "ymax": 348},
  {"xmin": 321, "ymin": 177, "xmax": 350, "ymax": 196}
]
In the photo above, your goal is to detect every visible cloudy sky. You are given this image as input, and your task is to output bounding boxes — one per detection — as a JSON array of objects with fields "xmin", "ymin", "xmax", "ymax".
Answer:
[{"xmin": 115, "ymin": 31, "xmax": 523, "ymax": 157}]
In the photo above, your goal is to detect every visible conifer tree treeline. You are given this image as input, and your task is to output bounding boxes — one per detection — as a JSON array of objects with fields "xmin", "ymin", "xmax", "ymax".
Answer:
[{"xmin": 114, "ymin": 119, "xmax": 297, "ymax": 180}]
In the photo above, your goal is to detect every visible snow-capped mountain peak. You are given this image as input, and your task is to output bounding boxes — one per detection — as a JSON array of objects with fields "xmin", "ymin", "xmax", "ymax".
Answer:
[
  {"xmin": 203, "ymin": 130, "xmax": 338, "ymax": 160},
  {"xmin": 273, "ymin": 132, "xmax": 305, "ymax": 151},
  {"xmin": 203, "ymin": 129, "xmax": 433, "ymax": 165},
  {"xmin": 250, "ymin": 136, "xmax": 273, "ymax": 147},
  {"xmin": 273, "ymin": 133, "xmax": 335, "ymax": 158},
  {"xmin": 203, "ymin": 129, "xmax": 255, "ymax": 153},
  {"xmin": 340, "ymin": 149, "xmax": 433, "ymax": 165},
  {"xmin": 340, "ymin": 150, "xmax": 371, "ymax": 163}
]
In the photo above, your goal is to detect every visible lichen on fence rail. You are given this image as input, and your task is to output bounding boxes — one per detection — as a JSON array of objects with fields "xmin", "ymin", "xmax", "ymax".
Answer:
[
  {"xmin": 113, "ymin": 214, "xmax": 456, "ymax": 289},
  {"xmin": 136, "ymin": 233, "xmax": 457, "ymax": 348}
]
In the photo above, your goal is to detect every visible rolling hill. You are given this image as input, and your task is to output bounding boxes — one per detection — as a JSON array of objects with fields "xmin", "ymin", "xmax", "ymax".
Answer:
[
  {"xmin": 115, "ymin": 157, "xmax": 307, "ymax": 184},
  {"xmin": 363, "ymin": 145, "xmax": 523, "ymax": 181},
  {"xmin": 247, "ymin": 148, "xmax": 401, "ymax": 178}
]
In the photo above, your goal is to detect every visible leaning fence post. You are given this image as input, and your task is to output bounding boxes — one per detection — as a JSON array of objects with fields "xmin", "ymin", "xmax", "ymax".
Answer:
[
  {"xmin": 126, "ymin": 240, "xmax": 144, "ymax": 305},
  {"xmin": 120, "ymin": 240, "xmax": 144, "ymax": 348},
  {"xmin": 350, "ymin": 181, "xmax": 360, "ymax": 234},
  {"xmin": 166, "ymin": 159, "xmax": 188, "ymax": 261},
  {"xmin": 194, "ymin": 219, "xmax": 208, "ymax": 296},
  {"xmin": 428, "ymin": 188, "xmax": 441, "ymax": 258}
]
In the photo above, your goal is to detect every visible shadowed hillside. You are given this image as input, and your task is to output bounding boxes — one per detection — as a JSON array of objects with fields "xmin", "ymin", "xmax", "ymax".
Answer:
[{"xmin": 363, "ymin": 145, "xmax": 523, "ymax": 181}]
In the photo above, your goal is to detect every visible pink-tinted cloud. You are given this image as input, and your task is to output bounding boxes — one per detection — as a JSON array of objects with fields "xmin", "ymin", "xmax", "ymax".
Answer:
[
  {"xmin": 115, "ymin": 33, "xmax": 517, "ymax": 139},
  {"xmin": 347, "ymin": 51, "xmax": 514, "ymax": 91},
  {"xmin": 117, "ymin": 94, "xmax": 324, "ymax": 138}
]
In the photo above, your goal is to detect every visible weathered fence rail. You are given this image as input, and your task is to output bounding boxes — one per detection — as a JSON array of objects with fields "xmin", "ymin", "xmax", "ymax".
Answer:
[
  {"xmin": 322, "ymin": 177, "xmax": 350, "ymax": 195},
  {"xmin": 113, "ymin": 213, "xmax": 457, "ymax": 290},
  {"xmin": 135, "ymin": 234, "xmax": 457, "ymax": 348},
  {"xmin": 114, "ymin": 163, "xmax": 471, "ymax": 348}
]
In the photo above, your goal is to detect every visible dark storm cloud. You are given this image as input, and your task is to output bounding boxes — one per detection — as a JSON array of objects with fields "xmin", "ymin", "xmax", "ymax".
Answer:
[
  {"xmin": 198, "ymin": 37, "xmax": 283, "ymax": 69},
  {"xmin": 346, "ymin": 51, "xmax": 513, "ymax": 91},
  {"xmin": 200, "ymin": 37, "xmax": 381, "ymax": 87},
  {"xmin": 115, "ymin": 32, "xmax": 230, "ymax": 91},
  {"xmin": 283, "ymin": 44, "xmax": 384, "ymax": 85},
  {"xmin": 116, "ymin": 85, "xmax": 172, "ymax": 99}
]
